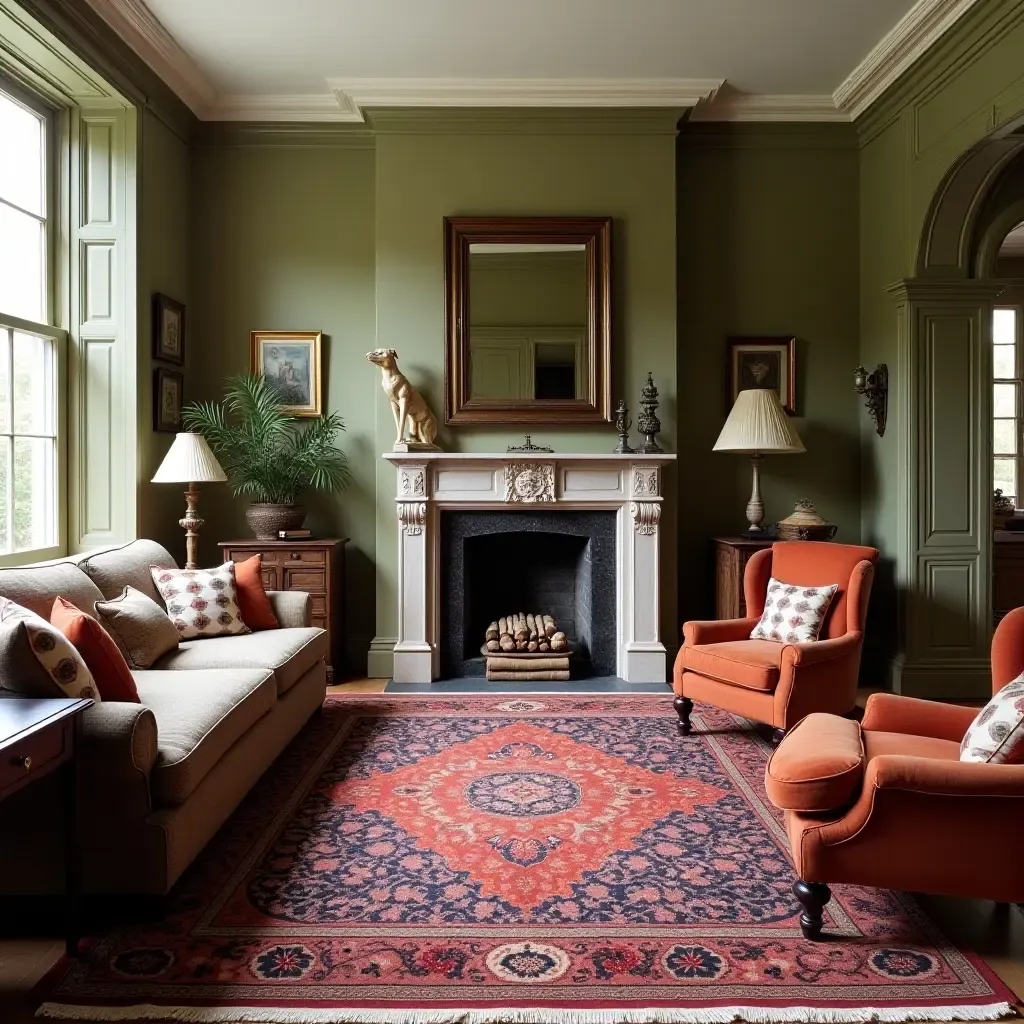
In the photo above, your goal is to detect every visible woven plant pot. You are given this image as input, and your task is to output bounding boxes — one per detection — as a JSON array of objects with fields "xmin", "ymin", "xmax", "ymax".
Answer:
[{"xmin": 245, "ymin": 503, "xmax": 306, "ymax": 541}]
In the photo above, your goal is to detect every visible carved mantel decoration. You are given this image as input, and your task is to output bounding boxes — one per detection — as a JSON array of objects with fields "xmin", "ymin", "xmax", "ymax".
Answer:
[
  {"xmin": 383, "ymin": 451, "xmax": 676, "ymax": 684},
  {"xmin": 504, "ymin": 463, "xmax": 556, "ymax": 503}
]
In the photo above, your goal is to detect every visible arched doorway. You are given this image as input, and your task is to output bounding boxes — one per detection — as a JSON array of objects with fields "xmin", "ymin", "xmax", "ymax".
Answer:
[{"xmin": 891, "ymin": 124, "xmax": 1024, "ymax": 697}]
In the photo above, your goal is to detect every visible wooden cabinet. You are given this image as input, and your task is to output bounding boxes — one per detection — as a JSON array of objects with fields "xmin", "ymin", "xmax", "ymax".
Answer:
[
  {"xmin": 219, "ymin": 538, "xmax": 347, "ymax": 682},
  {"xmin": 993, "ymin": 532, "xmax": 1024, "ymax": 623},
  {"xmin": 714, "ymin": 537, "xmax": 774, "ymax": 619}
]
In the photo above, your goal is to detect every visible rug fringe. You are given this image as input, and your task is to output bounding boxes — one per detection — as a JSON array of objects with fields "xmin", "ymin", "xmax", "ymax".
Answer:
[{"xmin": 33, "ymin": 1002, "xmax": 1018, "ymax": 1023}]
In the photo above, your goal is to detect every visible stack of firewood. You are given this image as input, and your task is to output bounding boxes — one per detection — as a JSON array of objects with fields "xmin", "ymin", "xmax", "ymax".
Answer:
[{"xmin": 483, "ymin": 613, "xmax": 570, "ymax": 681}]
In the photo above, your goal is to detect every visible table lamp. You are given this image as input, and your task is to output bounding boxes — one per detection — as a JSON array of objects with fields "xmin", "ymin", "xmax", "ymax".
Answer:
[
  {"xmin": 714, "ymin": 388, "xmax": 805, "ymax": 535},
  {"xmin": 151, "ymin": 433, "xmax": 227, "ymax": 569}
]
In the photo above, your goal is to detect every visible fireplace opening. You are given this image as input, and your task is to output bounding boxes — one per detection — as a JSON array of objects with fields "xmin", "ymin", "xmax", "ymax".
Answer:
[{"xmin": 440, "ymin": 510, "xmax": 616, "ymax": 679}]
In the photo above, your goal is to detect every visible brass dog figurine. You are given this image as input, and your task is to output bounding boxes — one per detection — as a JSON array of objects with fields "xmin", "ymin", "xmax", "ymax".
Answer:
[{"xmin": 366, "ymin": 348, "xmax": 439, "ymax": 450}]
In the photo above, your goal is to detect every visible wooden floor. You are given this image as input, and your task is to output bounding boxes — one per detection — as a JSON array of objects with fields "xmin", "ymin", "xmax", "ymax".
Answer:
[{"xmin": 2, "ymin": 681, "xmax": 1020, "ymax": 1023}]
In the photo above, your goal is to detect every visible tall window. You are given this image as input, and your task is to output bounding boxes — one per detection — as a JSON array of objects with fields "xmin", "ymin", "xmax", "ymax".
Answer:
[
  {"xmin": 0, "ymin": 84, "xmax": 62, "ymax": 561},
  {"xmin": 994, "ymin": 306, "xmax": 1022, "ymax": 507}
]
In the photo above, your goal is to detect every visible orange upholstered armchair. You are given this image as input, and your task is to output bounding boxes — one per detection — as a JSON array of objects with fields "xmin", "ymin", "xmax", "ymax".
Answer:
[
  {"xmin": 673, "ymin": 541, "xmax": 880, "ymax": 741},
  {"xmin": 766, "ymin": 607, "xmax": 1024, "ymax": 940}
]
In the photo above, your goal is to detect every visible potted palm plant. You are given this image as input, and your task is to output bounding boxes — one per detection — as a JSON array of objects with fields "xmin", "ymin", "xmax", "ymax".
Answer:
[{"xmin": 182, "ymin": 374, "xmax": 350, "ymax": 540}]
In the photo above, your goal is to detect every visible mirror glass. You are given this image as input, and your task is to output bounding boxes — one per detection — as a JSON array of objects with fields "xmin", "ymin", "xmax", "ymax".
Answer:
[{"xmin": 467, "ymin": 243, "xmax": 588, "ymax": 402}]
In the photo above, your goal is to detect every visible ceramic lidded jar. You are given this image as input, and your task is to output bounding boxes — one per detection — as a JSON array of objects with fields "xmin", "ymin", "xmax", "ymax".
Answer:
[{"xmin": 776, "ymin": 500, "xmax": 837, "ymax": 541}]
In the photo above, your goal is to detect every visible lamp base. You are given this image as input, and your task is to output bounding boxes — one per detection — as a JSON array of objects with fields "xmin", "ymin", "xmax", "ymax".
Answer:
[{"xmin": 178, "ymin": 483, "xmax": 204, "ymax": 570}]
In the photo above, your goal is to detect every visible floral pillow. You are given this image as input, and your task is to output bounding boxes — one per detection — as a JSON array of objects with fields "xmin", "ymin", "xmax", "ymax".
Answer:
[
  {"xmin": 749, "ymin": 577, "xmax": 839, "ymax": 644},
  {"xmin": 149, "ymin": 563, "xmax": 251, "ymax": 641},
  {"xmin": 0, "ymin": 596, "xmax": 99, "ymax": 701},
  {"xmin": 960, "ymin": 675, "xmax": 1024, "ymax": 764}
]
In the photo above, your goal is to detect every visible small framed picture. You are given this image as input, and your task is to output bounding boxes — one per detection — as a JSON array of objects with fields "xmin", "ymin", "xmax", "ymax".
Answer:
[
  {"xmin": 250, "ymin": 330, "xmax": 322, "ymax": 417},
  {"xmin": 154, "ymin": 368, "xmax": 184, "ymax": 433},
  {"xmin": 153, "ymin": 293, "xmax": 185, "ymax": 365},
  {"xmin": 727, "ymin": 336, "xmax": 797, "ymax": 415}
]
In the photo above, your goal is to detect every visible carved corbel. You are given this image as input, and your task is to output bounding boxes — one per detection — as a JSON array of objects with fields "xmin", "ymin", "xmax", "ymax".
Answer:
[
  {"xmin": 397, "ymin": 502, "xmax": 426, "ymax": 536},
  {"xmin": 631, "ymin": 501, "xmax": 661, "ymax": 536}
]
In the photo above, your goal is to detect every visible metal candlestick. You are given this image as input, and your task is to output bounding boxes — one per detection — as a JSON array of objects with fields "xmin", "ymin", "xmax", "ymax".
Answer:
[
  {"xmin": 637, "ymin": 373, "xmax": 663, "ymax": 453},
  {"xmin": 612, "ymin": 399, "xmax": 635, "ymax": 454}
]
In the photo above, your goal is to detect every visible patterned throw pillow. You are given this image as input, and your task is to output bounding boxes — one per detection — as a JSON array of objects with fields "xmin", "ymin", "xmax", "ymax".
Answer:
[
  {"xmin": 960, "ymin": 675, "xmax": 1024, "ymax": 764},
  {"xmin": 150, "ymin": 563, "xmax": 251, "ymax": 641},
  {"xmin": 749, "ymin": 577, "xmax": 839, "ymax": 644},
  {"xmin": 0, "ymin": 597, "xmax": 99, "ymax": 701}
]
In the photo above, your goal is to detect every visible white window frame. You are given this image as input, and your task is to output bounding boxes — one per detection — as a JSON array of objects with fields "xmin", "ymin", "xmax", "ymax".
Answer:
[{"xmin": 0, "ymin": 77, "xmax": 67, "ymax": 565}]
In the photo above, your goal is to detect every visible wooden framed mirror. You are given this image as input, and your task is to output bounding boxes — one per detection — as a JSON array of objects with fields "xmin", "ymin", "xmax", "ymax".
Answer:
[{"xmin": 444, "ymin": 216, "xmax": 612, "ymax": 425}]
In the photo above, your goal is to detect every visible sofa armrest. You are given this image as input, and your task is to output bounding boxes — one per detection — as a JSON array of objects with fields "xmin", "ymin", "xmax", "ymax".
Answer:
[
  {"xmin": 867, "ymin": 753, "xmax": 1024, "ymax": 797},
  {"xmin": 80, "ymin": 702, "xmax": 158, "ymax": 821},
  {"xmin": 861, "ymin": 693, "xmax": 977, "ymax": 743},
  {"xmin": 266, "ymin": 590, "xmax": 312, "ymax": 629},
  {"xmin": 683, "ymin": 618, "xmax": 759, "ymax": 646}
]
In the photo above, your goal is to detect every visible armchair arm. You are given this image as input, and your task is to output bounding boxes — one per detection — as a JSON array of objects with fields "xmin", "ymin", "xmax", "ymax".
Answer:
[
  {"xmin": 683, "ymin": 618, "xmax": 759, "ymax": 646},
  {"xmin": 861, "ymin": 693, "xmax": 976, "ymax": 743},
  {"xmin": 867, "ymin": 753, "xmax": 1024, "ymax": 797},
  {"xmin": 774, "ymin": 633, "xmax": 864, "ymax": 727},
  {"xmin": 266, "ymin": 590, "xmax": 312, "ymax": 629},
  {"xmin": 781, "ymin": 632, "xmax": 861, "ymax": 668}
]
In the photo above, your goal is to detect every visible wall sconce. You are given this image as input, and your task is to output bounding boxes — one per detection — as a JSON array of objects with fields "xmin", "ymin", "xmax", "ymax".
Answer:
[{"xmin": 853, "ymin": 364, "xmax": 888, "ymax": 437}]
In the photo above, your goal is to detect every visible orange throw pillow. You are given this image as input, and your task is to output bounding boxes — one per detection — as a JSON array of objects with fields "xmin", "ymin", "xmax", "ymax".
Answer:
[
  {"xmin": 50, "ymin": 597, "xmax": 140, "ymax": 703},
  {"xmin": 233, "ymin": 555, "xmax": 280, "ymax": 631}
]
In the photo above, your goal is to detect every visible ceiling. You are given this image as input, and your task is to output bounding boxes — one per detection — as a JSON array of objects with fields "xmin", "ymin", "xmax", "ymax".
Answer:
[{"xmin": 85, "ymin": 0, "xmax": 981, "ymax": 122}]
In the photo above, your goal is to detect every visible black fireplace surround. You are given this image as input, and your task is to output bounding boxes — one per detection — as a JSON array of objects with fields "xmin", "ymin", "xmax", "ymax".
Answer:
[{"xmin": 440, "ymin": 510, "xmax": 617, "ymax": 679}]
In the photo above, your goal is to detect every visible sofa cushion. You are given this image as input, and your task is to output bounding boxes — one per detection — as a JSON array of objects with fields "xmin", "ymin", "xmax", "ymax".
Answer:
[
  {"xmin": 682, "ymin": 639, "xmax": 783, "ymax": 692},
  {"xmin": 750, "ymin": 577, "xmax": 839, "ymax": 644},
  {"xmin": 155, "ymin": 627, "xmax": 327, "ymax": 695},
  {"xmin": 94, "ymin": 587, "xmax": 180, "ymax": 670},
  {"xmin": 51, "ymin": 597, "xmax": 139, "ymax": 702},
  {"xmin": 765, "ymin": 713, "xmax": 864, "ymax": 812},
  {"xmin": 960, "ymin": 675, "xmax": 1024, "ymax": 764},
  {"xmin": 79, "ymin": 540, "xmax": 177, "ymax": 606},
  {"xmin": 133, "ymin": 668, "xmax": 276, "ymax": 806},
  {"xmin": 150, "ymin": 564, "xmax": 251, "ymax": 640},
  {"xmin": 234, "ymin": 556, "xmax": 280, "ymax": 631},
  {"xmin": 0, "ymin": 561, "xmax": 105, "ymax": 621}
]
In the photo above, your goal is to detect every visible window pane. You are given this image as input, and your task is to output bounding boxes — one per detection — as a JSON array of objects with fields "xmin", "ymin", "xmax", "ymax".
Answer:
[
  {"xmin": 995, "ymin": 419, "xmax": 1017, "ymax": 454},
  {"xmin": 995, "ymin": 345, "xmax": 1016, "ymax": 379},
  {"xmin": 0, "ymin": 437, "xmax": 8, "ymax": 552},
  {"xmin": 0, "ymin": 204, "xmax": 44, "ymax": 322},
  {"xmin": 995, "ymin": 308, "xmax": 1017, "ymax": 347},
  {"xmin": 13, "ymin": 436, "xmax": 54, "ymax": 552},
  {"xmin": 995, "ymin": 457, "xmax": 1018, "ymax": 501},
  {"xmin": 995, "ymin": 383, "xmax": 1017, "ymax": 417},
  {"xmin": 13, "ymin": 332, "xmax": 54, "ymax": 435},
  {"xmin": 0, "ymin": 92, "xmax": 43, "ymax": 216}
]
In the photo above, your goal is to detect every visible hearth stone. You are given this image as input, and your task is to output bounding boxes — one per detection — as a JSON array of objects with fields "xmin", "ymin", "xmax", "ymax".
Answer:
[{"xmin": 441, "ymin": 510, "xmax": 616, "ymax": 679}]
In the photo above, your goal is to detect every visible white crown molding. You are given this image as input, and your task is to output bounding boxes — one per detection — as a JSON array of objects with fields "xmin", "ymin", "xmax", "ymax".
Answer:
[
  {"xmin": 834, "ymin": 0, "xmax": 982, "ymax": 120},
  {"xmin": 213, "ymin": 94, "xmax": 360, "ymax": 122},
  {"xmin": 689, "ymin": 94, "xmax": 849, "ymax": 122},
  {"xmin": 325, "ymin": 78, "xmax": 724, "ymax": 122},
  {"xmin": 84, "ymin": 0, "xmax": 216, "ymax": 115}
]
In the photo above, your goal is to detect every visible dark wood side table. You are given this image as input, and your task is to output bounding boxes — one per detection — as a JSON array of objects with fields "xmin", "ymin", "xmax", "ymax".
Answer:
[
  {"xmin": 0, "ymin": 697, "xmax": 92, "ymax": 957},
  {"xmin": 713, "ymin": 537, "xmax": 775, "ymax": 619},
  {"xmin": 220, "ymin": 538, "xmax": 348, "ymax": 682}
]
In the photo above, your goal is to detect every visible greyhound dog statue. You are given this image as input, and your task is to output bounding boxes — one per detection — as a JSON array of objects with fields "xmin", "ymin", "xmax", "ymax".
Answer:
[{"xmin": 365, "ymin": 348, "xmax": 439, "ymax": 450}]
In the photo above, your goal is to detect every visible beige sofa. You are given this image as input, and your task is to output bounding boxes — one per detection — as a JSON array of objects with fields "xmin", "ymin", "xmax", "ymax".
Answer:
[{"xmin": 0, "ymin": 539, "xmax": 327, "ymax": 895}]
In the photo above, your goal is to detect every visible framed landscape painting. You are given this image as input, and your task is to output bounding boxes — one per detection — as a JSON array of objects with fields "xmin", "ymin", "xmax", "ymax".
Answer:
[
  {"xmin": 727, "ymin": 336, "xmax": 797, "ymax": 415},
  {"xmin": 250, "ymin": 331, "xmax": 322, "ymax": 417}
]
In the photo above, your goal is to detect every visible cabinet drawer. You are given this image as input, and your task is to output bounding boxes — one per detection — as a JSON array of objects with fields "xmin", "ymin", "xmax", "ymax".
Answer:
[
  {"xmin": 0, "ymin": 725, "xmax": 66, "ymax": 795},
  {"xmin": 309, "ymin": 595, "xmax": 327, "ymax": 618},
  {"xmin": 225, "ymin": 548, "xmax": 278, "ymax": 566},
  {"xmin": 283, "ymin": 568, "xmax": 326, "ymax": 592},
  {"xmin": 261, "ymin": 568, "xmax": 279, "ymax": 590},
  {"xmin": 283, "ymin": 549, "xmax": 326, "ymax": 565}
]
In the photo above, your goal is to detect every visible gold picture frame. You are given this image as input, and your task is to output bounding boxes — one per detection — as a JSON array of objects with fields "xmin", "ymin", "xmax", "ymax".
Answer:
[{"xmin": 250, "ymin": 331, "xmax": 323, "ymax": 417}]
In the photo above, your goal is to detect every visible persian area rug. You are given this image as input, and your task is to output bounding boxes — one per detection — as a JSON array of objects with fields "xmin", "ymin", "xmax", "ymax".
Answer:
[{"xmin": 37, "ymin": 695, "xmax": 1016, "ymax": 1023}]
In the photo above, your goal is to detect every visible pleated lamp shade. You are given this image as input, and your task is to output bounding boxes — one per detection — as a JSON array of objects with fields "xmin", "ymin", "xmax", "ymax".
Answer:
[
  {"xmin": 713, "ymin": 389, "xmax": 805, "ymax": 454},
  {"xmin": 151, "ymin": 433, "xmax": 227, "ymax": 483}
]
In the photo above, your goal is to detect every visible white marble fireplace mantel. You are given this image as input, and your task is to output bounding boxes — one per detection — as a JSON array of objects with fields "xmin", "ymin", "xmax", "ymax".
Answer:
[{"xmin": 383, "ymin": 451, "xmax": 676, "ymax": 684}]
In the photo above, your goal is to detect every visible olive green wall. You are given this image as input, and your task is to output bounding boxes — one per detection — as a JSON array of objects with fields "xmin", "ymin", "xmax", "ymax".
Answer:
[
  {"xmin": 676, "ymin": 122, "xmax": 862, "ymax": 623},
  {"xmin": 857, "ymin": 0, "xmax": 1024, "ymax": 683},
  {"xmin": 137, "ymin": 109, "xmax": 191, "ymax": 557},
  {"xmin": 369, "ymin": 111, "xmax": 678, "ymax": 674},
  {"xmin": 189, "ymin": 133, "xmax": 378, "ymax": 666}
]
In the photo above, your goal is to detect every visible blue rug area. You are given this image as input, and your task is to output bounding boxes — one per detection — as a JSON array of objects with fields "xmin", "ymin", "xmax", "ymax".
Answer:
[{"xmin": 384, "ymin": 676, "xmax": 670, "ymax": 693}]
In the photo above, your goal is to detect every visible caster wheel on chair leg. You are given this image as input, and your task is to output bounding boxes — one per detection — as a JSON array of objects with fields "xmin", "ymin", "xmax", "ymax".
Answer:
[{"xmin": 673, "ymin": 696, "xmax": 693, "ymax": 736}]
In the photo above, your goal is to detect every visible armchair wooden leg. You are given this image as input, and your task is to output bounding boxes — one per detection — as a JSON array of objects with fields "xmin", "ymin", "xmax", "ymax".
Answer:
[
  {"xmin": 793, "ymin": 880, "xmax": 831, "ymax": 940},
  {"xmin": 674, "ymin": 696, "xmax": 693, "ymax": 736},
  {"xmin": 771, "ymin": 728, "xmax": 786, "ymax": 746}
]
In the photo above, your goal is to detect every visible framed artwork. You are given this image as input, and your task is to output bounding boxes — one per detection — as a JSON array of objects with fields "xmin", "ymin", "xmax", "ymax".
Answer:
[
  {"xmin": 727, "ymin": 336, "xmax": 797, "ymax": 415},
  {"xmin": 153, "ymin": 293, "xmax": 185, "ymax": 365},
  {"xmin": 250, "ymin": 330, "xmax": 322, "ymax": 417},
  {"xmin": 154, "ymin": 368, "xmax": 184, "ymax": 433}
]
